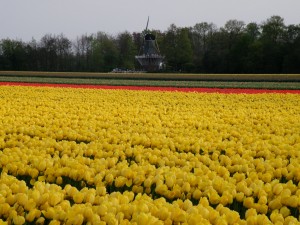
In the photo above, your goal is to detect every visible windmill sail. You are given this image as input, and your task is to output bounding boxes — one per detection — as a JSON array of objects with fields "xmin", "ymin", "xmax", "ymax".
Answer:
[{"xmin": 145, "ymin": 16, "xmax": 149, "ymax": 32}]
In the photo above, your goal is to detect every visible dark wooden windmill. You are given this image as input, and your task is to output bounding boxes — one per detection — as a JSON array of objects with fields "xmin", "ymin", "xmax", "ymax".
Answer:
[{"xmin": 135, "ymin": 17, "xmax": 164, "ymax": 72}]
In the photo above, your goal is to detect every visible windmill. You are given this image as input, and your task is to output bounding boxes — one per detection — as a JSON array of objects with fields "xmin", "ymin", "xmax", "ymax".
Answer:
[{"xmin": 135, "ymin": 17, "xmax": 164, "ymax": 72}]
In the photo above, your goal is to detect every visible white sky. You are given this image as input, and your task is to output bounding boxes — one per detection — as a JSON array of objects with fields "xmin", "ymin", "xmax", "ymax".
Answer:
[{"xmin": 1, "ymin": 0, "xmax": 300, "ymax": 41}]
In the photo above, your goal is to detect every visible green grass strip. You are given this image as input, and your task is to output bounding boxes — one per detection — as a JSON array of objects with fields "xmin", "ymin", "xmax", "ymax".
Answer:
[
  {"xmin": 0, "ymin": 76, "xmax": 299, "ymax": 89},
  {"xmin": 0, "ymin": 71, "xmax": 300, "ymax": 81}
]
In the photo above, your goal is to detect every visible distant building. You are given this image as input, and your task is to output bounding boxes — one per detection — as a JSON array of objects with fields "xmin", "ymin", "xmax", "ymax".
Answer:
[{"xmin": 135, "ymin": 18, "xmax": 164, "ymax": 72}]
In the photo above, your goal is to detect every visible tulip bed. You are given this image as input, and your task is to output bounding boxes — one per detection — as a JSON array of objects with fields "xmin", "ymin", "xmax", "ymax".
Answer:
[{"xmin": 0, "ymin": 84, "xmax": 300, "ymax": 225}]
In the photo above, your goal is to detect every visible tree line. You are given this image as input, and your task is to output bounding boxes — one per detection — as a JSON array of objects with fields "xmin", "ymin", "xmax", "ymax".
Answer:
[{"xmin": 0, "ymin": 15, "xmax": 299, "ymax": 73}]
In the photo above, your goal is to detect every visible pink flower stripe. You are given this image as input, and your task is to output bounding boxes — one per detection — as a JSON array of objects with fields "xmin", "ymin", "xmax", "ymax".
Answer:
[{"xmin": 0, "ymin": 82, "xmax": 299, "ymax": 94}]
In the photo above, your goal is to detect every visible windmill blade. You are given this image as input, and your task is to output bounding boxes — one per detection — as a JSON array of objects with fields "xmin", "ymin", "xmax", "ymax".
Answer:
[{"xmin": 145, "ymin": 16, "xmax": 149, "ymax": 32}]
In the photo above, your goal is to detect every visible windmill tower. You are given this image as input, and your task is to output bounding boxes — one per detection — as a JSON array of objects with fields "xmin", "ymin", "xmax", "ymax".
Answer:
[{"xmin": 135, "ymin": 17, "xmax": 164, "ymax": 72}]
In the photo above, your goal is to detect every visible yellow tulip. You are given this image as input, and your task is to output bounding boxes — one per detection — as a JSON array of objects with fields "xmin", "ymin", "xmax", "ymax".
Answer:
[
  {"xmin": 225, "ymin": 210, "xmax": 240, "ymax": 224},
  {"xmin": 274, "ymin": 169, "xmax": 282, "ymax": 178},
  {"xmin": 196, "ymin": 205, "xmax": 209, "ymax": 220},
  {"xmin": 279, "ymin": 206, "xmax": 290, "ymax": 218},
  {"xmin": 281, "ymin": 189, "xmax": 292, "ymax": 205},
  {"xmin": 138, "ymin": 202, "xmax": 149, "ymax": 213},
  {"xmin": 0, "ymin": 203, "xmax": 10, "ymax": 218},
  {"xmin": 192, "ymin": 189, "xmax": 202, "ymax": 200},
  {"xmin": 258, "ymin": 195, "xmax": 268, "ymax": 205},
  {"xmin": 30, "ymin": 179, "xmax": 36, "ymax": 186},
  {"xmin": 90, "ymin": 214, "xmax": 102, "ymax": 224},
  {"xmin": 35, "ymin": 217, "xmax": 45, "ymax": 225},
  {"xmin": 246, "ymin": 215, "xmax": 258, "ymax": 225},
  {"xmin": 245, "ymin": 208, "xmax": 257, "ymax": 219},
  {"xmin": 16, "ymin": 193, "xmax": 28, "ymax": 207},
  {"xmin": 257, "ymin": 204, "xmax": 268, "ymax": 214},
  {"xmin": 155, "ymin": 184, "xmax": 168, "ymax": 196},
  {"xmin": 65, "ymin": 213, "xmax": 84, "ymax": 225},
  {"xmin": 84, "ymin": 207, "xmax": 94, "ymax": 222},
  {"xmin": 95, "ymin": 204, "xmax": 107, "ymax": 217},
  {"xmin": 165, "ymin": 176, "xmax": 175, "ymax": 189},
  {"xmin": 49, "ymin": 220, "xmax": 60, "ymax": 225},
  {"xmin": 24, "ymin": 198, "xmax": 36, "ymax": 211},
  {"xmin": 12, "ymin": 215, "xmax": 25, "ymax": 225},
  {"xmin": 38, "ymin": 160, "xmax": 47, "ymax": 172},
  {"xmin": 0, "ymin": 219, "xmax": 8, "ymax": 225},
  {"xmin": 283, "ymin": 216, "xmax": 299, "ymax": 224},
  {"xmin": 183, "ymin": 199, "xmax": 193, "ymax": 211},
  {"xmin": 208, "ymin": 209, "xmax": 219, "ymax": 224},
  {"xmin": 273, "ymin": 183, "xmax": 283, "ymax": 195},
  {"xmin": 73, "ymin": 192, "xmax": 84, "ymax": 204},
  {"xmin": 103, "ymin": 212, "xmax": 118, "ymax": 225},
  {"xmin": 115, "ymin": 176, "xmax": 127, "ymax": 188},
  {"xmin": 116, "ymin": 211, "xmax": 125, "ymax": 223},
  {"xmin": 96, "ymin": 186, "xmax": 106, "ymax": 196},
  {"xmin": 121, "ymin": 168, "xmax": 133, "ymax": 179},
  {"xmin": 261, "ymin": 172, "xmax": 272, "ymax": 183},
  {"xmin": 85, "ymin": 192, "xmax": 95, "ymax": 205},
  {"xmin": 243, "ymin": 197, "xmax": 254, "ymax": 209},
  {"xmin": 171, "ymin": 207, "xmax": 186, "ymax": 223},
  {"xmin": 18, "ymin": 181, "xmax": 28, "ymax": 193},
  {"xmin": 132, "ymin": 185, "xmax": 143, "ymax": 194},
  {"xmin": 56, "ymin": 176, "xmax": 63, "ymax": 185},
  {"xmin": 187, "ymin": 213, "xmax": 208, "ymax": 225},
  {"xmin": 50, "ymin": 192, "xmax": 63, "ymax": 206},
  {"xmin": 105, "ymin": 173, "xmax": 114, "ymax": 184},
  {"xmin": 26, "ymin": 209, "xmax": 39, "ymax": 222},
  {"xmin": 182, "ymin": 182, "xmax": 191, "ymax": 193},
  {"xmin": 43, "ymin": 207, "xmax": 56, "ymax": 219},
  {"xmin": 199, "ymin": 197, "xmax": 210, "ymax": 207},
  {"xmin": 39, "ymin": 192, "xmax": 50, "ymax": 206},
  {"xmin": 143, "ymin": 177, "xmax": 152, "ymax": 188},
  {"xmin": 6, "ymin": 194, "xmax": 16, "ymax": 206},
  {"xmin": 38, "ymin": 176, "xmax": 46, "ymax": 182},
  {"xmin": 235, "ymin": 192, "xmax": 244, "ymax": 202},
  {"xmin": 156, "ymin": 207, "xmax": 169, "ymax": 221},
  {"xmin": 31, "ymin": 189, "xmax": 41, "ymax": 204},
  {"xmin": 29, "ymin": 168, "xmax": 39, "ymax": 178},
  {"xmin": 134, "ymin": 212, "xmax": 148, "ymax": 224},
  {"xmin": 270, "ymin": 211, "xmax": 284, "ymax": 224},
  {"xmin": 285, "ymin": 195, "xmax": 298, "ymax": 208},
  {"xmin": 269, "ymin": 197, "xmax": 282, "ymax": 210}
]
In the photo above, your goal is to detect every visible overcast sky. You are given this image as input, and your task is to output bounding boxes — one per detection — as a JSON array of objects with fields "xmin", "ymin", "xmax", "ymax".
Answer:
[{"xmin": 1, "ymin": 0, "xmax": 300, "ymax": 41}]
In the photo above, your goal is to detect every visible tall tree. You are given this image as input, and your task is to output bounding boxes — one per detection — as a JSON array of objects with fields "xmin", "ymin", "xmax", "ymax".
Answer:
[
  {"xmin": 56, "ymin": 34, "xmax": 72, "ymax": 71},
  {"xmin": 260, "ymin": 16, "xmax": 286, "ymax": 72},
  {"xmin": 0, "ymin": 39, "xmax": 26, "ymax": 70},
  {"xmin": 161, "ymin": 24, "xmax": 178, "ymax": 71},
  {"xmin": 192, "ymin": 22, "xmax": 217, "ymax": 72},
  {"xmin": 243, "ymin": 23, "xmax": 263, "ymax": 73},
  {"xmin": 245, "ymin": 22, "xmax": 261, "ymax": 41},
  {"xmin": 161, "ymin": 25, "xmax": 193, "ymax": 71},
  {"xmin": 39, "ymin": 34, "xmax": 59, "ymax": 71},
  {"xmin": 176, "ymin": 28, "xmax": 193, "ymax": 71},
  {"xmin": 223, "ymin": 20, "xmax": 247, "ymax": 73},
  {"xmin": 282, "ymin": 24, "xmax": 300, "ymax": 72},
  {"xmin": 24, "ymin": 39, "xmax": 39, "ymax": 71},
  {"xmin": 90, "ymin": 32, "xmax": 119, "ymax": 72},
  {"xmin": 73, "ymin": 34, "xmax": 94, "ymax": 71},
  {"xmin": 116, "ymin": 32, "xmax": 136, "ymax": 69},
  {"xmin": 101, "ymin": 35, "xmax": 119, "ymax": 72}
]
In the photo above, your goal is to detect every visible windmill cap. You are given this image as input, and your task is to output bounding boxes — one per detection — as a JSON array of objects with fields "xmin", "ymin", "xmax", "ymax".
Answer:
[{"xmin": 145, "ymin": 33, "xmax": 156, "ymax": 41}]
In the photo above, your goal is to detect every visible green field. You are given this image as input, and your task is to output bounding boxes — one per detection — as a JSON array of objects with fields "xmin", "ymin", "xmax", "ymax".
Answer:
[{"xmin": 0, "ymin": 71, "xmax": 300, "ymax": 89}]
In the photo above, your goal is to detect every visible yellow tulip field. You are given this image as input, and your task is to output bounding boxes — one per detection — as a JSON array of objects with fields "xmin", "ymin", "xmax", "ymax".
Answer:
[{"xmin": 0, "ymin": 85, "xmax": 299, "ymax": 224}]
